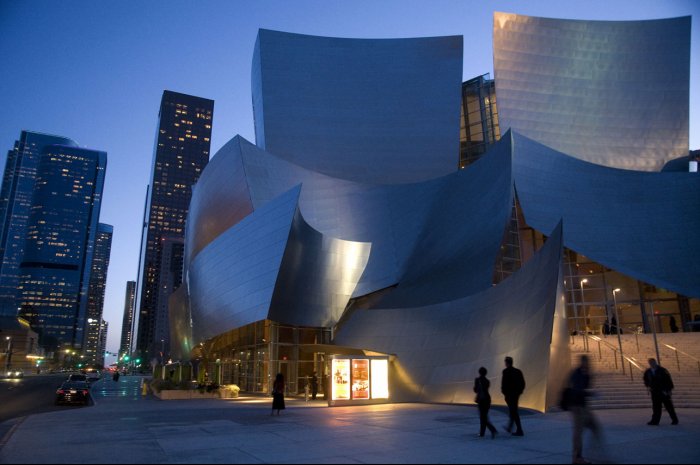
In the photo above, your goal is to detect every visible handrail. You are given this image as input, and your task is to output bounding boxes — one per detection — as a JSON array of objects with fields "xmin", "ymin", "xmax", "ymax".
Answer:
[
  {"xmin": 585, "ymin": 335, "xmax": 644, "ymax": 381},
  {"xmin": 664, "ymin": 344, "xmax": 700, "ymax": 376}
]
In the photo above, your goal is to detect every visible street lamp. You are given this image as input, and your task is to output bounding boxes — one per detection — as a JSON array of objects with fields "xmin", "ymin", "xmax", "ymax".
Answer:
[
  {"xmin": 612, "ymin": 288, "xmax": 625, "ymax": 374},
  {"xmin": 648, "ymin": 301, "xmax": 662, "ymax": 364},
  {"xmin": 4, "ymin": 336, "xmax": 12, "ymax": 371},
  {"xmin": 580, "ymin": 279, "xmax": 589, "ymax": 351}
]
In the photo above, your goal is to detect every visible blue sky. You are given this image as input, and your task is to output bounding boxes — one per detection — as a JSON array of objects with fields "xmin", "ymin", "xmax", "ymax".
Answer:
[{"xmin": 0, "ymin": 0, "xmax": 697, "ymax": 356}]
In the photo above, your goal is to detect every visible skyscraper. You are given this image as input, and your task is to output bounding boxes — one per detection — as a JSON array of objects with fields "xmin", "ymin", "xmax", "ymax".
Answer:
[
  {"xmin": 97, "ymin": 319, "xmax": 108, "ymax": 367},
  {"xmin": 0, "ymin": 132, "xmax": 78, "ymax": 317},
  {"xmin": 119, "ymin": 280, "xmax": 136, "ymax": 358},
  {"xmin": 17, "ymin": 142, "xmax": 107, "ymax": 351},
  {"xmin": 83, "ymin": 223, "xmax": 113, "ymax": 365},
  {"xmin": 135, "ymin": 90, "xmax": 213, "ymax": 363}
]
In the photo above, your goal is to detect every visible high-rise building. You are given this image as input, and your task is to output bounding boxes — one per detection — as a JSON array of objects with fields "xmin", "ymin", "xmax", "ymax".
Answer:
[
  {"xmin": 135, "ymin": 90, "xmax": 213, "ymax": 363},
  {"xmin": 97, "ymin": 319, "xmax": 108, "ymax": 367},
  {"xmin": 16, "ymin": 142, "xmax": 107, "ymax": 351},
  {"xmin": 153, "ymin": 237, "xmax": 184, "ymax": 362},
  {"xmin": 119, "ymin": 281, "xmax": 136, "ymax": 358},
  {"xmin": 83, "ymin": 223, "xmax": 113, "ymax": 365},
  {"xmin": 0, "ymin": 132, "xmax": 78, "ymax": 317}
]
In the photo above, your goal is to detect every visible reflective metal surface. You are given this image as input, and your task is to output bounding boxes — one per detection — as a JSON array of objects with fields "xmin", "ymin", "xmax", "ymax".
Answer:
[
  {"xmin": 252, "ymin": 29, "xmax": 462, "ymax": 184},
  {"xmin": 187, "ymin": 185, "xmax": 371, "ymax": 343},
  {"xmin": 494, "ymin": 13, "xmax": 690, "ymax": 171},
  {"xmin": 335, "ymin": 223, "xmax": 569, "ymax": 413},
  {"xmin": 513, "ymin": 132, "xmax": 700, "ymax": 299}
]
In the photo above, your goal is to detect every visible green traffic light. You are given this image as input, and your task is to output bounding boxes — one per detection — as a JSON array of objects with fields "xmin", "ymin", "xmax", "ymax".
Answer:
[
  {"xmin": 124, "ymin": 355, "xmax": 130, "ymax": 361},
  {"xmin": 135, "ymin": 359, "xmax": 141, "ymax": 364}
]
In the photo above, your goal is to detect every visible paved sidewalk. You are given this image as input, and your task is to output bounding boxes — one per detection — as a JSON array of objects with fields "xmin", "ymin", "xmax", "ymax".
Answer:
[{"xmin": 1, "ymin": 376, "xmax": 699, "ymax": 464}]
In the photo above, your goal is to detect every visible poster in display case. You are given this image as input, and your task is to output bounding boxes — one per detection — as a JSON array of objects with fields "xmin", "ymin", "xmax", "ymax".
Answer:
[
  {"xmin": 351, "ymin": 359, "xmax": 370, "ymax": 400},
  {"xmin": 371, "ymin": 359, "xmax": 389, "ymax": 399},
  {"xmin": 332, "ymin": 358, "xmax": 350, "ymax": 400}
]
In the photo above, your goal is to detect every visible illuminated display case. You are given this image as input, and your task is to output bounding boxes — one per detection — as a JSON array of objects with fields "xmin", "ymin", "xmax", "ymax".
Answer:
[{"xmin": 329, "ymin": 355, "xmax": 390, "ymax": 406}]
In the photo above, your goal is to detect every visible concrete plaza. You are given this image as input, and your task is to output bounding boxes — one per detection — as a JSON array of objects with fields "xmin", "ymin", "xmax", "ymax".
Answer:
[{"xmin": 1, "ymin": 376, "xmax": 699, "ymax": 464}]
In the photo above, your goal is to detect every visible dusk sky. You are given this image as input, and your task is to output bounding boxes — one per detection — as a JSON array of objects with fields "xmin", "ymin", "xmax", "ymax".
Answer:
[{"xmin": 0, "ymin": 0, "xmax": 697, "ymax": 358}]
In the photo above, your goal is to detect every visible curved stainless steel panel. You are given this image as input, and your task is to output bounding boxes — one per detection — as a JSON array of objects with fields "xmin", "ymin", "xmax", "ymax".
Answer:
[
  {"xmin": 494, "ymin": 13, "xmax": 690, "ymax": 171},
  {"xmin": 185, "ymin": 136, "xmax": 253, "ymax": 270},
  {"xmin": 237, "ymin": 134, "xmax": 513, "ymax": 301},
  {"xmin": 513, "ymin": 132, "xmax": 700, "ymax": 299},
  {"xmin": 188, "ymin": 186, "xmax": 301, "ymax": 343},
  {"xmin": 252, "ymin": 29, "xmax": 462, "ymax": 184},
  {"xmin": 188, "ymin": 184, "xmax": 371, "ymax": 342},
  {"xmin": 334, "ymin": 223, "xmax": 569, "ymax": 413}
]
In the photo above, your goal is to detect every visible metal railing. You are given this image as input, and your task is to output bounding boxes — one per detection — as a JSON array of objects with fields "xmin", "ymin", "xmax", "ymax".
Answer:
[
  {"xmin": 664, "ymin": 344, "xmax": 700, "ymax": 376},
  {"xmin": 585, "ymin": 335, "xmax": 644, "ymax": 381}
]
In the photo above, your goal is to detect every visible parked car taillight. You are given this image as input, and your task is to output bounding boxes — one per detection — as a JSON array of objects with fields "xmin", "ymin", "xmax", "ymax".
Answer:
[
  {"xmin": 57, "ymin": 390, "xmax": 65, "ymax": 394},
  {"xmin": 82, "ymin": 390, "xmax": 89, "ymax": 395}
]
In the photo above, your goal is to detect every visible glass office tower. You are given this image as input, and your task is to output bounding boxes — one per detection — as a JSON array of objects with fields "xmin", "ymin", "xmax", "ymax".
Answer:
[
  {"xmin": 83, "ymin": 223, "xmax": 113, "ymax": 365},
  {"xmin": 135, "ymin": 90, "xmax": 213, "ymax": 364},
  {"xmin": 17, "ymin": 143, "xmax": 107, "ymax": 351},
  {"xmin": 119, "ymin": 280, "xmax": 136, "ymax": 359},
  {"xmin": 0, "ymin": 132, "xmax": 78, "ymax": 316}
]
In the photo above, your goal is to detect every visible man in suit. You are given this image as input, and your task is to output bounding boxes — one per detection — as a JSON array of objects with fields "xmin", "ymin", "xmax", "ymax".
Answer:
[
  {"xmin": 502, "ymin": 356, "xmax": 526, "ymax": 436},
  {"xmin": 644, "ymin": 358, "xmax": 679, "ymax": 426}
]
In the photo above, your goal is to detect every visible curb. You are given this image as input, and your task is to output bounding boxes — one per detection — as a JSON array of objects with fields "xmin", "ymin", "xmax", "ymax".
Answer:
[{"xmin": 0, "ymin": 416, "xmax": 27, "ymax": 451}]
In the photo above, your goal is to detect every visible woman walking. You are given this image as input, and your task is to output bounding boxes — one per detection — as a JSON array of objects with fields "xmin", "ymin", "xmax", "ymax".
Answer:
[
  {"xmin": 474, "ymin": 367, "xmax": 497, "ymax": 439},
  {"xmin": 271, "ymin": 373, "xmax": 286, "ymax": 416}
]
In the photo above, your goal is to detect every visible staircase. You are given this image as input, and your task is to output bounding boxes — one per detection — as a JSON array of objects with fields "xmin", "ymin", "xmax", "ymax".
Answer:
[{"xmin": 569, "ymin": 333, "xmax": 700, "ymax": 410}]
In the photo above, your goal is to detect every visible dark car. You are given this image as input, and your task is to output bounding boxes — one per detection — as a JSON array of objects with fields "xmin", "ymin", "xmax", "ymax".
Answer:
[
  {"xmin": 55, "ymin": 381, "xmax": 91, "ymax": 405},
  {"xmin": 67, "ymin": 374, "xmax": 87, "ymax": 383}
]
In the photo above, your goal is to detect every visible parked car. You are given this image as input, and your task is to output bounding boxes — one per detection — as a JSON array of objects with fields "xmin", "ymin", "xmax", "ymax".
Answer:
[
  {"xmin": 55, "ymin": 381, "xmax": 91, "ymax": 405},
  {"xmin": 3, "ymin": 369, "xmax": 23, "ymax": 379},
  {"xmin": 67, "ymin": 374, "xmax": 88, "ymax": 383}
]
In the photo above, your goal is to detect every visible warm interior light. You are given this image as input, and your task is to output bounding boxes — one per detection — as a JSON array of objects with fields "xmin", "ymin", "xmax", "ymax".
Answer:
[
  {"xmin": 371, "ymin": 359, "xmax": 389, "ymax": 399},
  {"xmin": 331, "ymin": 359, "xmax": 350, "ymax": 401}
]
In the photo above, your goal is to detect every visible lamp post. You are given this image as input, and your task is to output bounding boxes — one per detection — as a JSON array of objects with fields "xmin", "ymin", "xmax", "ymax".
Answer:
[
  {"xmin": 580, "ymin": 279, "xmax": 589, "ymax": 351},
  {"xmin": 648, "ymin": 301, "xmax": 662, "ymax": 364},
  {"xmin": 4, "ymin": 336, "xmax": 12, "ymax": 371},
  {"xmin": 612, "ymin": 288, "xmax": 625, "ymax": 374}
]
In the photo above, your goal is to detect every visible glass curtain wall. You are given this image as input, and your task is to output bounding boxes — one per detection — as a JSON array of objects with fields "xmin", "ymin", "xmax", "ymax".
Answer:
[
  {"xmin": 519, "ymin": 215, "xmax": 699, "ymax": 335},
  {"xmin": 207, "ymin": 320, "xmax": 331, "ymax": 395}
]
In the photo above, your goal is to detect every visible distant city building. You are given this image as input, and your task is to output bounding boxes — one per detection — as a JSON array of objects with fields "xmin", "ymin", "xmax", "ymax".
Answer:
[
  {"xmin": 0, "ymin": 132, "xmax": 78, "ymax": 317},
  {"xmin": 119, "ymin": 280, "xmax": 136, "ymax": 358},
  {"xmin": 153, "ymin": 237, "xmax": 184, "ymax": 362},
  {"xmin": 97, "ymin": 319, "xmax": 108, "ymax": 367},
  {"xmin": 16, "ymin": 140, "xmax": 106, "ymax": 351},
  {"xmin": 83, "ymin": 223, "xmax": 113, "ymax": 366},
  {"xmin": 135, "ymin": 90, "xmax": 213, "ymax": 364}
]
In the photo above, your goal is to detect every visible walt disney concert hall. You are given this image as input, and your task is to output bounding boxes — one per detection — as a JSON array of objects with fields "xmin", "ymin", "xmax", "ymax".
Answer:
[{"xmin": 169, "ymin": 13, "xmax": 698, "ymax": 412}]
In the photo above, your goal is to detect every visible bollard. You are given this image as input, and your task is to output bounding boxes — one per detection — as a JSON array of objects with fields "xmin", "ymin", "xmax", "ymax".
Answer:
[{"xmin": 141, "ymin": 379, "xmax": 148, "ymax": 396}]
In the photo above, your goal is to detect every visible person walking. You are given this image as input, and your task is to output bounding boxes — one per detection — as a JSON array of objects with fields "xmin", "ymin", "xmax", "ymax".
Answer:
[
  {"xmin": 567, "ymin": 355, "xmax": 602, "ymax": 465},
  {"xmin": 643, "ymin": 358, "xmax": 679, "ymax": 426},
  {"xmin": 501, "ymin": 356, "xmax": 525, "ymax": 436},
  {"xmin": 474, "ymin": 367, "xmax": 498, "ymax": 439},
  {"xmin": 271, "ymin": 373, "xmax": 286, "ymax": 416},
  {"xmin": 311, "ymin": 372, "xmax": 319, "ymax": 400}
]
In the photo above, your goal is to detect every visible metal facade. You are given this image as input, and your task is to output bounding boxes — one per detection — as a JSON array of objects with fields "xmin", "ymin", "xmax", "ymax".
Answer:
[{"xmin": 494, "ymin": 13, "xmax": 690, "ymax": 171}]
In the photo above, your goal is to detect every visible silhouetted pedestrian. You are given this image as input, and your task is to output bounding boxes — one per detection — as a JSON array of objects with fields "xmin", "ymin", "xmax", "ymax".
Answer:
[
  {"xmin": 644, "ymin": 358, "xmax": 678, "ymax": 426},
  {"xmin": 567, "ymin": 355, "xmax": 602, "ymax": 465},
  {"xmin": 501, "ymin": 356, "xmax": 525, "ymax": 436},
  {"xmin": 311, "ymin": 372, "xmax": 319, "ymax": 400},
  {"xmin": 669, "ymin": 316, "xmax": 679, "ymax": 333},
  {"xmin": 474, "ymin": 367, "xmax": 497, "ymax": 439},
  {"xmin": 271, "ymin": 373, "xmax": 285, "ymax": 416},
  {"xmin": 694, "ymin": 315, "xmax": 700, "ymax": 332}
]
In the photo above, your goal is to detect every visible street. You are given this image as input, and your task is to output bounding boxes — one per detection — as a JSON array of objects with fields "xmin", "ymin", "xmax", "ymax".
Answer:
[{"xmin": 0, "ymin": 374, "xmax": 89, "ymax": 441}]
